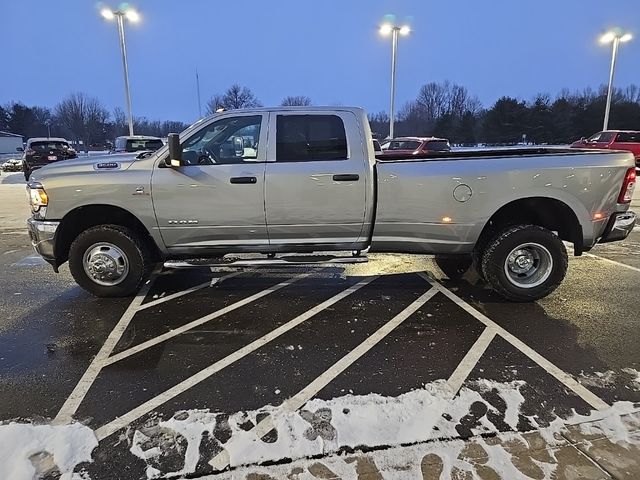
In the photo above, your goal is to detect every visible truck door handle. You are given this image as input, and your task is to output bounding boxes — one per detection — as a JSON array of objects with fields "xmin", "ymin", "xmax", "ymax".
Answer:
[
  {"xmin": 230, "ymin": 176, "xmax": 257, "ymax": 184},
  {"xmin": 332, "ymin": 174, "xmax": 360, "ymax": 182}
]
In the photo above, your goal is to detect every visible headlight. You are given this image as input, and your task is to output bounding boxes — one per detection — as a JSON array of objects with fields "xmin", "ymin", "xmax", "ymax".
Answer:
[{"xmin": 27, "ymin": 183, "xmax": 48, "ymax": 212}]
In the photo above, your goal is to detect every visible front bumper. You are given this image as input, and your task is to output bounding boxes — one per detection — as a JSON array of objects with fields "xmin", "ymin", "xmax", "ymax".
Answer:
[
  {"xmin": 599, "ymin": 211, "xmax": 636, "ymax": 243},
  {"xmin": 27, "ymin": 218, "xmax": 59, "ymax": 270}
]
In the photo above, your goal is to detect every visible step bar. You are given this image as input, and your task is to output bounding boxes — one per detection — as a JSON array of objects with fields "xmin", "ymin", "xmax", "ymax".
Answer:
[{"xmin": 164, "ymin": 254, "xmax": 368, "ymax": 269}]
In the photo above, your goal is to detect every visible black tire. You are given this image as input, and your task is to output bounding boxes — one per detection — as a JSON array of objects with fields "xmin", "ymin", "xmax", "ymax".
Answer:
[
  {"xmin": 435, "ymin": 255, "xmax": 472, "ymax": 280},
  {"xmin": 68, "ymin": 225, "xmax": 153, "ymax": 297},
  {"xmin": 481, "ymin": 224, "xmax": 568, "ymax": 302}
]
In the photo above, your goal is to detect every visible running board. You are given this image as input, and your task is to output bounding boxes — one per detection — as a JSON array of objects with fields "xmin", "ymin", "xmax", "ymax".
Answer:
[{"xmin": 164, "ymin": 254, "xmax": 368, "ymax": 269}]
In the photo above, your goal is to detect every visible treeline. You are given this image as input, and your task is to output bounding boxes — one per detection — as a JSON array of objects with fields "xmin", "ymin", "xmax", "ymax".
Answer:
[
  {"xmin": 4, "ymin": 82, "xmax": 639, "ymax": 149},
  {"xmin": 369, "ymin": 82, "xmax": 640, "ymax": 145},
  {"xmin": 0, "ymin": 93, "xmax": 189, "ymax": 151},
  {"xmin": 0, "ymin": 86, "xmax": 314, "ymax": 150}
]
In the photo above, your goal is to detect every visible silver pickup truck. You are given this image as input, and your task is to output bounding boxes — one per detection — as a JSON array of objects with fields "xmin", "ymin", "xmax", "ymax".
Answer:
[{"xmin": 26, "ymin": 107, "xmax": 636, "ymax": 301}]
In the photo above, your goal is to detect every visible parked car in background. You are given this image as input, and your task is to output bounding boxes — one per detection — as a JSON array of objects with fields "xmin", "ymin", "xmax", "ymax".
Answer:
[
  {"xmin": 113, "ymin": 135, "xmax": 164, "ymax": 153},
  {"xmin": 1, "ymin": 158, "xmax": 23, "ymax": 172},
  {"xmin": 571, "ymin": 130, "xmax": 640, "ymax": 168},
  {"xmin": 380, "ymin": 136, "xmax": 451, "ymax": 155},
  {"xmin": 22, "ymin": 137, "xmax": 77, "ymax": 180}
]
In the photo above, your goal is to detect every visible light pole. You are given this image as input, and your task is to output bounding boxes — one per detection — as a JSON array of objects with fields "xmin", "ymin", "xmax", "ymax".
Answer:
[
  {"xmin": 379, "ymin": 23, "xmax": 410, "ymax": 139},
  {"xmin": 101, "ymin": 6, "xmax": 140, "ymax": 136},
  {"xmin": 600, "ymin": 29, "xmax": 632, "ymax": 131}
]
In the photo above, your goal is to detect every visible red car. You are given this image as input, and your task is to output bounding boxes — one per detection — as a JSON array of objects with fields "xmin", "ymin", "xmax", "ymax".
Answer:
[
  {"xmin": 380, "ymin": 136, "xmax": 451, "ymax": 155},
  {"xmin": 571, "ymin": 130, "xmax": 640, "ymax": 168}
]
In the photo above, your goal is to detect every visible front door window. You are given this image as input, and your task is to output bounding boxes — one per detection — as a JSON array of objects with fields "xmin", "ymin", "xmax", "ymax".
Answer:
[{"xmin": 181, "ymin": 115, "xmax": 262, "ymax": 165}]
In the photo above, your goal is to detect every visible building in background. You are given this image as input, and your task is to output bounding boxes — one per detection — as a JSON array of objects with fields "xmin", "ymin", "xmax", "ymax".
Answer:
[{"xmin": 0, "ymin": 132, "xmax": 23, "ymax": 154}]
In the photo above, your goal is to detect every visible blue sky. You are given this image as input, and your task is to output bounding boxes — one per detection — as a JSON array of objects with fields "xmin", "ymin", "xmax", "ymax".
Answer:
[{"xmin": 3, "ymin": 0, "xmax": 639, "ymax": 122}]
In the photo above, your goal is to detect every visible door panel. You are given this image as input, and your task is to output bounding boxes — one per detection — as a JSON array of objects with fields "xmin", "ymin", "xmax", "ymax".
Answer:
[
  {"xmin": 151, "ymin": 113, "xmax": 268, "ymax": 250},
  {"xmin": 264, "ymin": 111, "xmax": 367, "ymax": 245},
  {"xmin": 152, "ymin": 164, "xmax": 267, "ymax": 248}
]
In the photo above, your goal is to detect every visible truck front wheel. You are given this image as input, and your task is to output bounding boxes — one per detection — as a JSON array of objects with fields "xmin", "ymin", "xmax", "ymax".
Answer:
[
  {"xmin": 68, "ymin": 225, "xmax": 153, "ymax": 297},
  {"xmin": 480, "ymin": 224, "xmax": 568, "ymax": 302}
]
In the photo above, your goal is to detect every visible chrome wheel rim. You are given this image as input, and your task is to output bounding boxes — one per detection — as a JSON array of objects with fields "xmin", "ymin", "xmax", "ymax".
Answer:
[
  {"xmin": 503, "ymin": 243, "xmax": 553, "ymax": 288},
  {"xmin": 83, "ymin": 243, "xmax": 129, "ymax": 286}
]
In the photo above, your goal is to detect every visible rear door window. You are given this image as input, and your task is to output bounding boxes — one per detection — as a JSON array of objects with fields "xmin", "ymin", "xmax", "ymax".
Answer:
[
  {"xmin": 615, "ymin": 132, "xmax": 640, "ymax": 143},
  {"xmin": 423, "ymin": 140, "xmax": 451, "ymax": 152},
  {"xmin": 276, "ymin": 115, "xmax": 347, "ymax": 162}
]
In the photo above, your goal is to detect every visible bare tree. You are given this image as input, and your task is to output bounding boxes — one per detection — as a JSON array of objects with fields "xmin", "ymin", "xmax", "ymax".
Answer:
[
  {"xmin": 281, "ymin": 95, "xmax": 312, "ymax": 106},
  {"xmin": 112, "ymin": 107, "xmax": 128, "ymax": 136},
  {"xmin": 415, "ymin": 82, "xmax": 450, "ymax": 120},
  {"xmin": 205, "ymin": 85, "xmax": 261, "ymax": 114},
  {"xmin": 205, "ymin": 94, "xmax": 225, "ymax": 115},
  {"xmin": 55, "ymin": 93, "xmax": 109, "ymax": 151}
]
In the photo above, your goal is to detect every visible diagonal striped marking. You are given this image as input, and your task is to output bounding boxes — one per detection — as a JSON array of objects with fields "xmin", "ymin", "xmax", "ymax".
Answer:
[
  {"xmin": 53, "ymin": 275, "xmax": 156, "ymax": 424},
  {"xmin": 94, "ymin": 276, "xmax": 377, "ymax": 441},
  {"xmin": 102, "ymin": 273, "xmax": 309, "ymax": 366},
  {"xmin": 137, "ymin": 271, "xmax": 246, "ymax": 312},
  {"xmin": 417, "ymin": 272, "xmax": 609, "ymax": 411},
  {"xmin": 443, "ymin": 327, "xmax": 496, "ymax": 399},
  {"xmin": 209, "ymin": 286, "xmax": 438, "ymax": 470}
]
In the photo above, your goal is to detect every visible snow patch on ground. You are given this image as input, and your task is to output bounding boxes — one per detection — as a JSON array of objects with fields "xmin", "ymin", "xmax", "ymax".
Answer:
[
  {"xmin": 127, "ymin": 379, "xmax": 531, "ymax": 477},
  {"xmin": 212, "ymin": 404, "xmax": 640, "ymax": 480},
  {"xmin": 622, "ymin": 367, "xmax": 640, "ymax": 389},
  {"xmin": 0, "ymin": 422, "xmax": 97, "ymax": 480},
  {"xmin": 579, "ymin": 368, "xmax": 640, "ymax": 390}
]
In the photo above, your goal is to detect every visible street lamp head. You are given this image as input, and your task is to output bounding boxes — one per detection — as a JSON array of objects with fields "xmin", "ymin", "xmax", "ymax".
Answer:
[
  {"xmin": 399, "ymin": 25, "xmax": 411, "ymax": 36},
  {"xmin": 600, "ymin": 31, "xmax": 616, "ymax": 44},
  {"xmin": 620, "ymin": 32, "xmax": 633, "ymax": 43},
  {"xmin": 600, "ymin": 30, "xmax": 633, "ymax": 44},
  {"xmin": 100, "ymin": 8, "xmax": 115, "ymax": 20},
  {"xmin": 125, "ymin": 8, "xmax": 140, "ymax": 23},
  {"xmin": 379, "ymin": 24, "xmax": 393, "ymax": 36}
]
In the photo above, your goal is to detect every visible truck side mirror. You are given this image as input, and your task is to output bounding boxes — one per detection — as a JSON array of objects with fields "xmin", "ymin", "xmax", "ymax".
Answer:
[
  {"xmin": 166, "ymin": 133, "xmax": 182, "ymax": 167},
  {"xmin": 16, "ymin": 147, "xmax": 24, "ymax": 152},
  {"xmin": 233, "ymin": 136, "xmax": 244, "ymax": 157}
]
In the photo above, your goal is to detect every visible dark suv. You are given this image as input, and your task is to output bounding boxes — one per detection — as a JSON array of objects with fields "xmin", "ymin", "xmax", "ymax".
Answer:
[{"xmin": 22, "ymin": 137, "xmax": 77, "ymax": 180}]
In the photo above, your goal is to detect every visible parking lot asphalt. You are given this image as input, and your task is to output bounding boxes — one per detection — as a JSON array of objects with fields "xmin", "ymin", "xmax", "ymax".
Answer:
[{"xmin": 1, "ymin": 172, "xmax": 639, "ymax": 479}]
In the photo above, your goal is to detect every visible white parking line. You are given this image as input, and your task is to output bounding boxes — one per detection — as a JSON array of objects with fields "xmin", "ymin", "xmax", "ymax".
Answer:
[
  {"xmin": 53, "ymin": 276, "xmax": 156, "ymax": 425},
  {"xmin": 137, "ymin": 271, "xmax": 245, "ymax": 312},
  {"xmin": 418, "ymin": 272, "xmax": 610, "ymax": 411},
  {"xmin": 209, "ymin": 286, "xmax": 438, "ymax": 470},
  {"xmin": 583, "ymin": 253, "xmax": 640, "ymax": 274},
  {"xmin": 444, "ymin": 327, "xmax": 497, "ymax": 400},
  {"xmin": 102, "ymin": 273, "xmax": 309, "ymax": 366},
  {"xmin": 94, "ymin": 276, "xmax": 377, "ymax": 441}
]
